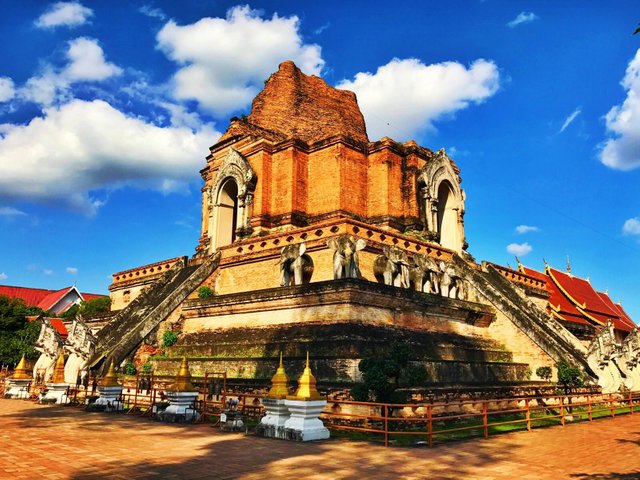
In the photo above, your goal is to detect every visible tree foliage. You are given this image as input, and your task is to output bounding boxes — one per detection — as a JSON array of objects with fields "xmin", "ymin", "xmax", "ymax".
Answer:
[
  {"xmin": 352, "ymin": 342, "xmax": 427, "ymax": 403},
  {"xmin": 536, "ymin": 366, "xmax": 553, "ymax": 381},
  {"xmin": 556, "ymin": 361, "xmax": 584, "ymax": 393},
  {"xmin": 0, "ymin": 295, "xmax": 45, "ymax": 366},
  {"xmin": 60, "ymin": 296, "xmax": 111, "ymax": 319}
]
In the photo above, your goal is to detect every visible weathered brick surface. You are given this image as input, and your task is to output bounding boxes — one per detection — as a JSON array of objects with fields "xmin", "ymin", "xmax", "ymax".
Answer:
[{"xmin": 2, "ymin": 399, "xmax": 639, "ymax": 479}]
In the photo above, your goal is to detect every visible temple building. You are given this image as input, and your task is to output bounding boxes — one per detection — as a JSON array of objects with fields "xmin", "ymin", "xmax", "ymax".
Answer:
[
  {"xmin": 93, "ymin": 61, "xmax": 634, "ymax": 390},
  {"xmin": 0, "ymin": 284, "xmax": 103, "ymax": 315}
]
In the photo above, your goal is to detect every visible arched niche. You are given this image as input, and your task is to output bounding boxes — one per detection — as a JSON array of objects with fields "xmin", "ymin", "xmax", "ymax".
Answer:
[
  {"xmin": 417, "ymin": 149, "xmax": 466, "ymax": 252},
  {"xmin": 206, "ymin": 149, "xmax": 256, "ymax": 253}
]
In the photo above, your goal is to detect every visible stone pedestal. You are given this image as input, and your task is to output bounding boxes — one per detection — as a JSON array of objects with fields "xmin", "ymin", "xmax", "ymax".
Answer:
[
  {"xmin": 5, "ymin": 378, "xmax": 31, "ymax": 399},
  {"xmin": 257, "ymin": 398, "xmax": 290, "ymax": 439},
  {"xmin": 42, "ymin": 383, "xmax": 70, "ymax": 404},
  {"xmin": 283, "ymin": 399, "xmax": 330, "ymax": 441},
  {"xmin": 160, "ymin": 391, "xmax": 200, "ymax": 422},
  {"xmin": 93, "ymin": 385, "xmax": 124, "ymax": 412}
]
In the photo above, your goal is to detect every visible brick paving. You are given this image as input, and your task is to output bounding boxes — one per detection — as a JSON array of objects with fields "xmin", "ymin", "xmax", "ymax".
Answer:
[{"xmin": 0, "ymin": 399, "xmax": 639, "ymax": 479}]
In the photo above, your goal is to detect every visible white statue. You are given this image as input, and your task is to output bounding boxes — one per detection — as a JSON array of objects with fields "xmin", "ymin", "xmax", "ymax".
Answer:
[
  {"xmin": 63, "ymin": 315, "xmax": 96, "ymax": 384},
  {"xmin": 586, "ymin": 321, "xmax": 623, "ymax": 394},
  {"xmin": 616, "ymin": 327, "xmax": 640, "ymax": 391},
  {"xmin": 33, "ymin": 318, "xmax": 64, "ymax": 382}
]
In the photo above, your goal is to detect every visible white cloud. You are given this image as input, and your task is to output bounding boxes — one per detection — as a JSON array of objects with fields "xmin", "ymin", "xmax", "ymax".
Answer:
[
  {"xmin": 0, "ymin": 207, "xmax": 26, "ymax": 217},
  {"xmin": 507, "ymin": 242, "xmax": 533, "ymax": 256},
  {"xmin": 0, "ymin": 77, "xmax": 15, "ymax": 102},
  {"xmin": 0, "ymin": 273, "xmax": 7, "ymax": 281},
  {"xmin": 35, "ymin": 2, "xmax": 93, "ymax": 29},
  {"xmin": 43, "ymin": 269, "xmax": 54, "ymax": 276},
  {"xmin": 337, "ymin": 58, "xmax": 500, "ymax": 140},
  {"xmin": 600, "ymin": 49, "xmax": 640, "ymax": 170},
  {"xmin": 559, "ymin": 107, "xmax": 581, "ymax": 133},
  {"xmin": 139, "ymin": 5, "xmax": 166, "ymax": 21},
  {"xmin": 156, "ymin": 5, "xmax": 324, "ymax": 116},
  {"xmin": 515, "ymin": 225, "xmax": 539, "ymax": 234},
  {"xmin": 66, "ymin": 266, "xmax": 78, "ymax": 274},
  {"xmin": 0, "ymin": 99, "xmax": 219, "ymax": 214},
  {"xmin": 507, "ymin": 12, "xmax": 539, "ymax": 28},
  {"xmin": 21, "ymin": 38, "xmax": 122, "ymax": 106},
  {"xmin": 622, "ymin": 217, "xmax": 640, "ymax": 235}
]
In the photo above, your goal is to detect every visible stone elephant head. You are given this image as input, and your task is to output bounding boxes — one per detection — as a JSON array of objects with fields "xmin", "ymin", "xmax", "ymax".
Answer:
[
  {"xmin": 439, "ymin": 261, "xmax": 466, "ymax": 300},
  {"xmin": 280, "ymin": 242, "xmax": 314, "ymax": 287},
  {"xmin": 326, "ymin": 235, "xmax": 366, "ymax": 279},
  {"xmin": 410, "ymin": 253, "xmax": 440, "ymax": 294},
  {"xmin": 373, "ymin": 245, "xmax": 410, "ymax": 288}
]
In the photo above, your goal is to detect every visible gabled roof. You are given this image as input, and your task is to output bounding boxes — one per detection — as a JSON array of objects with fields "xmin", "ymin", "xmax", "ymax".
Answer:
[
  {"xmin": 0, "ymin": 284, "xmax": 105, "ymax": 313},
  {"xmin": 517, "ymin": 265, "xmax": 634, "ymax": 333}
]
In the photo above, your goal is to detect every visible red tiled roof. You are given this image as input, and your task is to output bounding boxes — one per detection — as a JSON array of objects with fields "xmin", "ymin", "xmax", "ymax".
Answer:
[
  {"xmin": 0, "ymin": 284, "xmax": 105, "ymax": 313},
  {"xmin": 518, "ymin": 266, "xmax": 635, "ymax": 333}
]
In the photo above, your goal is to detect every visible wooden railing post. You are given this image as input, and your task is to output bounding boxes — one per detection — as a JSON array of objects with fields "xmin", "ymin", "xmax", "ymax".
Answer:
[
  {"xmin": 587, "ymin": 394, "xmax": 593, "ymax": 421},
  {"xmin": 384, "ymin": 405, "xmax": 389, "ymax": 447},
  {"xmin": 525, "ymin": 398, "xmax": 531, "ymax": 431},
  {"xmin": 610, "ymin": 394, "xmax": 615, "ymax": 417},
  {"xmin": 560, "ymin": 396, "xmax": 565, "ymax": 427},
  {"xmin": 427, "ymin": 404, "xmax": 433, "ymax": 447},
  {"xmin": 482, "ymin": 401, "xmax": 488, "ymax": 438}
]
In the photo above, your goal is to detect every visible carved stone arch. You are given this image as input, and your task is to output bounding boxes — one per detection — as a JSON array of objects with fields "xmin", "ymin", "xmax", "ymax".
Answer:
[
  {"xmin": 417, "ymin": 149, "xmax": 466, "ymax": 252},
  {"xmin": 207, "ymin": 148, "xmax": 257, "ymax": 252}
]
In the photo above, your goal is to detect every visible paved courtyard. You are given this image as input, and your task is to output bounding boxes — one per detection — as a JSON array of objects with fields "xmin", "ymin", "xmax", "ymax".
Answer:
[{"xmin": 0, "ymin": 399, "xmax": 639, "ymax": 479}]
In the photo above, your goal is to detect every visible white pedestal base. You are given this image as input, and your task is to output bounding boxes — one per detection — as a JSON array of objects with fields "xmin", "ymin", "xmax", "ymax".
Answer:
[
  {"xmin": 42, "ymin": 383, "xmax": 70, "ymax": 404},
  {"xmin": 162, "ymin": 391, "xmax": 199, "ymax": 421},
  {"xmin": 95, "ymin": 385, "xmax": 124, "ymax": 412},
  {"xmin": 5, "ymin": 378, "xmax": 31, "ymax": 399},
  {"xmin": 284, "ymin": 399, "xmax": 330, "ymax": 441},
  {"xmin": 260, "ymin": 398, "xmax": 290, "ymax": 427}
]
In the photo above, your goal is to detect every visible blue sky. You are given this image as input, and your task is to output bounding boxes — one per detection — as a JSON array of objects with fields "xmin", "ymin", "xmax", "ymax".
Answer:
[{"xmin": 0, "ymin": 1, "xmax": 639, "ymax": 320}]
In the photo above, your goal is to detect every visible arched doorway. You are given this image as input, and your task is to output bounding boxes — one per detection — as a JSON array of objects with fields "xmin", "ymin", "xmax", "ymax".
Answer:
[
  {"xmin": 214, "ymin": 178, "xmax": 239, "ymax": 249},
  {"xmin": 437, "ymin": 181, "xmax": 458, "ymax": 250}
]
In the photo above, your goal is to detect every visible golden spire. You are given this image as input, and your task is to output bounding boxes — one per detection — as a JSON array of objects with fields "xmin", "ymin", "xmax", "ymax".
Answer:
[
  {"xmin": 290, "ymin": 352, "xmax": 322, "ymax": 401},
  {"xmin": 51, "ymin": 353, "xmax": 66, "ymax": 383},
  {"xmin": 11, "ymin": 354, "xmax": 31, "ymax": 380},
  {"xmin": 174, "ymin": 357, "xmax": 196, "ymax": 392},
  {"xmin": 268, "ymin": 352, "xmax": 290, "ymax": 398},
  {"xmin": 101, "ymin": 361, "xmax": 120, "ymax": 388}
]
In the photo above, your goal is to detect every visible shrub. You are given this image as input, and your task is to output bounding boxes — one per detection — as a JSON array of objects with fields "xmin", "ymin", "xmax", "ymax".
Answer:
[
  {"xmin": 198, "ymin": 286, "xmax": 214, "ymax": 299},
  {"xmin": 142, "ymin": 362, "xmax": 152, "ymax": 374},
  {"xmin": 556, "ymin": 361, "xmax": 584, "ymax": 393},
  {"xmin": 162, "ymin": 330, "xmax": 179, "ymax": 348},
  {"xmin": 536, "ymin": 366, "xmax": 553, "ymax": 381},
  {"xmin": 124, "ymin": 362, "xmax": 137, "ymax": 375}
]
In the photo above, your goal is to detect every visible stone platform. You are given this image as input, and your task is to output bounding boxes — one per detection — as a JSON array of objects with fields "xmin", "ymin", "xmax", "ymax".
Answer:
[{"xmin": 1, "ymin": 398, "xmax": 639, "ymax": 479}]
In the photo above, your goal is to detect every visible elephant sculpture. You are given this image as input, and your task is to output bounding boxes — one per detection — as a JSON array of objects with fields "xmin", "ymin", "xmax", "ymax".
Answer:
[
  {"xmin": 586, "ymin": 321, "xmax": 623, "ymax": 394},
  {"xmin": 439, "ymin": 261, "xmax": 466, "ymax": 300},
  {"xmin": 373, "ymin": 245, "xmax": 410, "ymax": 288},
  {"xmin": 279, "ymin": 242, "xmax": 314, "ymax": 286},
  {"xmin": 326, "ymin": 235, "xmax": 366, "ymax": 279},
  {"xmin": 410, "ymin": 253, "xmax": 440, "ymax": 294}
]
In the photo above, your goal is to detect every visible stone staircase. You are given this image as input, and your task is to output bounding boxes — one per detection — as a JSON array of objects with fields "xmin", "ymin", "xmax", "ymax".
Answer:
[
  {"xmin": 90, "ymin": 253, "xmax": 220, "ymax": 373},
  {"xmin": 452, "ymin": 255, "xmax": 590, "ymax": 372}
]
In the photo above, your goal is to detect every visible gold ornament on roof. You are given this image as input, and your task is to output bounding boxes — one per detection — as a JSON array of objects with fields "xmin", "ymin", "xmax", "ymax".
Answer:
[
  {"xmin": 11, "ymin": 354, "xmax": 31, "ymax": 380},
  {"xmin": 289, "ymin": 352, "xmax": 323, "ymax": 401},
  {"xmin": 101, "ymin": 361, "xmax": 120, "ymax": 388},
  {"xmin": 267, "ymin": 352, "xmax": 289, "ymax": 398},
  {"xmin": 174, "ymin": 357, "xmax": 197, "ymax": 392},
  {"xmin": 51, "ymin": 353, "xmax": 66, "ymax": 384}
]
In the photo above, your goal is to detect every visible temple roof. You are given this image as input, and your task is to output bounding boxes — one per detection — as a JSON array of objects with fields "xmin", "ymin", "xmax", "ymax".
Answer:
[
  {"xmin": 0, "ymin": 284, "xmax": 103, "ymax": 314},
  {"xmin": 217, "ymin": 61, "xmax": 369, "ymax": 145},
  {"xmin": 26, "ymin": 315, "xmax": 68, "ymax": 339},
  {"xmin": 520, "ymin": 265, "xmax": 634, "ymax": 332}
]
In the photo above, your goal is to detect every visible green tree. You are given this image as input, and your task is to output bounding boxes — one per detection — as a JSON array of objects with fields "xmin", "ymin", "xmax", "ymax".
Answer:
[
  {"xmin": 0, "ymin": 295, "xmax": 45, "ymax": 365},
  {"xmin": 352, "ymin": 342, "xmax": 427, "ymax": 403},
  {"xmin": 556, "ymin": 361, "xmax": 584, "ymax": 394},
  {"xmin": 60, "ymin": 296, "xmax": 111, "ymax": 319}
]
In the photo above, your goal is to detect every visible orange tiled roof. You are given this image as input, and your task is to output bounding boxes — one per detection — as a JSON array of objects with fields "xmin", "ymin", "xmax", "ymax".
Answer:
[
  {"xmin": 0, "ymin": 284, "xmax": 104, "ymax": 313},
  {"xmin": 26, "ymin": 316, "xmax": 68, "ymax": 339}
]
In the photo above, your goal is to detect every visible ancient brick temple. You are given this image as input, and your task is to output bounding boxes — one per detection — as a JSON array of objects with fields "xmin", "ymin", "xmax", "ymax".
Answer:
[{"xmin": 97, "ymin": 61, "xmax": 634, "ymax": 391}]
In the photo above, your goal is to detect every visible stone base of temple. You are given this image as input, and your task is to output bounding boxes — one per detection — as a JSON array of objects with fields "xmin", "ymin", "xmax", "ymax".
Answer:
[
  {"xmin": 4, "ymin": 378, "xmax": 31, "ymax": 399},
  {"xmin": 283, "ymin": 399, "xmax": 330, "ymax": 441},
  {"xmin": 41, "ymin": 383, "xmax": 70, "ymax": 404},
  {"xmin": 155, "ymin": 391, "xmax": 199, "ymax": 422}
]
